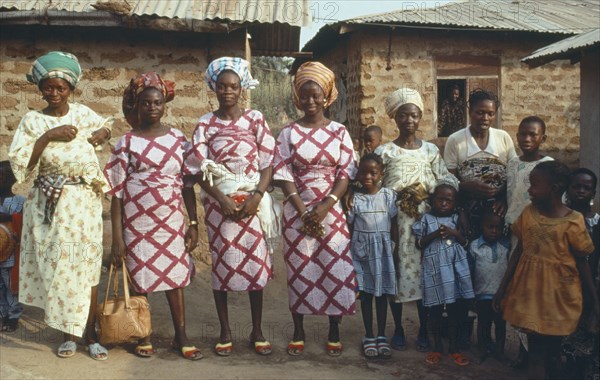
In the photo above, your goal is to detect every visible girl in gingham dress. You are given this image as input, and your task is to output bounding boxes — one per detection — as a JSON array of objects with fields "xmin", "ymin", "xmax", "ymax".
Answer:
[
  {"xmin": 412, "ymin": 181, "xmax": 474, "ymax": 366},
  {"xmin": 348, "ymin": 153, "xmax": 397, "ymax": 359}
]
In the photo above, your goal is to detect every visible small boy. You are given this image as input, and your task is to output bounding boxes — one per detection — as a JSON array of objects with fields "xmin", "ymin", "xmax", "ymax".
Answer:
[
  {"xmin": 363, "ymin": 125, "xmax": 382, "ymax": 155},
  {"xmin": 504, "ymin": 116, "xmax": 552, "ymax": 367},
  {"xmin": 468, "ymin": 208, "xmax": 509, "ymax": 363},
  {"xmin": 0, "ymin": 161, "xmax": 25, "ymax": 333}
]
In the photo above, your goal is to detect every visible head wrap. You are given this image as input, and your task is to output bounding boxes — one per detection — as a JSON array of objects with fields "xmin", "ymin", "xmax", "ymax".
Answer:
[
  {"xmin": 292, "ymin": 61, "xmax": 338, "ymax": 109},
  {"xmin": 27, "ymin": 51, "xmax": 82, "ymax": 88},
  {"xmin": 384, "ymin": 87, "xmax": 424, "ymax": 119},
  {"xmin": 122, "ymin": 72, "xmax": 175, "ymax": 128},
  {"xmin": 204, "ymin": 57, "xmax": 259, "ymax": 92}
]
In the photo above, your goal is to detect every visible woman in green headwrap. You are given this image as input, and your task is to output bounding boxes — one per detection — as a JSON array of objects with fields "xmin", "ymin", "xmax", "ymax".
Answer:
[{"xmin": 8, "ymin": 51, "xmax": 112, "ymax": 360}]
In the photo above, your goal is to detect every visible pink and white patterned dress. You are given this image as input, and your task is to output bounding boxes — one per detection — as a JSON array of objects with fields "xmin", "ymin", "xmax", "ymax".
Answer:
[
  {"xmin": 184, "ymin": 110, "xmax": 274, "ymax": 292},
  {"xmin": 273, "ymin": 121, "xmax": 357, "ymax": 316},
  {"xmin": 104, "ymin": 128, "xmax": 194, "ymax": 293}
]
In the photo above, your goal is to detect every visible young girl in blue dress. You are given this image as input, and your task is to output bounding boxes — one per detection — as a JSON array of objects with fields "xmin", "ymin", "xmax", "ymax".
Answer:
[
  {"xmin": 412, "ymin": 181, "xmax": 474, "ymax": 366},
  {"xmin": 348, "ymin": 153, "xmax": 398, "ymax": 359}
]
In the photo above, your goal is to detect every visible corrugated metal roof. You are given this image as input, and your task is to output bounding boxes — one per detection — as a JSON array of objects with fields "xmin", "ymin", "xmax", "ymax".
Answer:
[
  {"xmin": 522, "ymin": 28, "xmax": 600, "ymax": 65},
  {"xmin": 344, "ymin": 0, "xmax": 598, "ymax": 34},
  {"xmin": 0, "ymin": 0, "xmax": 311, "ymax": 27}
]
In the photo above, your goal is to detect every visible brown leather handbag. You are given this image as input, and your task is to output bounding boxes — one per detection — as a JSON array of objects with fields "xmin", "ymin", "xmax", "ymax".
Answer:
[{"xmin": 96, "ymin": 261, "xmax": 152, "ymax": 345}]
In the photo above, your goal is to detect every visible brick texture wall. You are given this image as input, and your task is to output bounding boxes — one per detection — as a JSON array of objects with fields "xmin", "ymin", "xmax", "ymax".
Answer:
[{"xmin": 0, "ymin": 25, "xmax": 247, "ymax": 263}]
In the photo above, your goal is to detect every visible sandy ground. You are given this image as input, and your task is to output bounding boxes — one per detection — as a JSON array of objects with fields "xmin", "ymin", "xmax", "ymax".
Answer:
[{"xmin": 0, "ymin": 238, "xmax": 528, "ymax": 380}]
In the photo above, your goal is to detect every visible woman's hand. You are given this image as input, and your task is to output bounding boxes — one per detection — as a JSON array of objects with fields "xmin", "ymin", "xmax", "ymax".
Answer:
[
  {"xmin": 185, "ymin": 227, "xmax": 198, "ymax": 251},
  {"xmin": 218, "ymin": 195, "xmax": 241, "ymax": 219},
  {"xmin": 111, "ymin": 236, "xmax": 127, "ymax": 266},
  {"xmin": 492, "ymin": 199, "xmax": 507, "ymax": 217},
  {"xmin": 88, "ymin": 127, "xmax": 110, "ymax": 147},
  {"xmin": 307, "ymin": 199, "xmax": 334, "ymax": 225},
  {"xmin": 237, "ymin": 193, "xmax": 261, "ymax": 220},
  {"xmin": 44, "ymin": 125, "xmax": 78, "ymax": 142},
  {"xmin": 461, "ymin": 179, "xmax": 499, "ymax": 199}
]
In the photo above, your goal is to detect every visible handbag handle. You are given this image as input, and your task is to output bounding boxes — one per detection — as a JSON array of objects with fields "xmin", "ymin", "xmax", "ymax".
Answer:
[{"xmin": 102, "ymin": 259, "xmax": 133, "ymax": 310}]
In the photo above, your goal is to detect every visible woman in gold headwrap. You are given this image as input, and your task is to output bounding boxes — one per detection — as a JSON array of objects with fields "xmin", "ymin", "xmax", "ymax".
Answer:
[{"xmin": 273, "ymin": 61, "xmax": 357, "ymax": 357}]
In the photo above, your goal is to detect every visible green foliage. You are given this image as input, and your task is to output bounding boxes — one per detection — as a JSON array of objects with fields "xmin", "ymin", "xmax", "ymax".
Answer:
[{"xmin": 251, "ymin": 57, "xmax": 300, "ymax": 136}]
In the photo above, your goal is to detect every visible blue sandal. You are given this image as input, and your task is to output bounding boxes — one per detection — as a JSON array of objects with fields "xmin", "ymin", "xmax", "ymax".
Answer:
[
  {"xmin": 391, "ymin": 333, "xmax": 406, "ymax": 351},
  {"xmin": 376, "ymin": 336, "xmax": 392, "ymax": 359}
]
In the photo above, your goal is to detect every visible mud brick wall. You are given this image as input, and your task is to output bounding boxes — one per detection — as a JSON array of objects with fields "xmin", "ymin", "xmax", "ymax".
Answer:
[
  {"xmin": 316, "ymin": 28, "xmax": 581, "ymax": 166},
  {"xmin": 0, "ymin": 25, "xmax": 247, "ymax": 263}
]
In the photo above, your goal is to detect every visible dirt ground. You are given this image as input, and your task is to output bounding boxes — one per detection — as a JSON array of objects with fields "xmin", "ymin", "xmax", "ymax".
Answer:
[{"xmin": 0, "ymin": 237, "xmax": 529, "ymax": 380}]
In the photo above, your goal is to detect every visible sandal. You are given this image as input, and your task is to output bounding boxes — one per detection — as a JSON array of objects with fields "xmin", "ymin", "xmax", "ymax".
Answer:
[
  {"xmin": 287, "ymin": 340, "xmax": 305, "ymax": 356},
  {"xmin": 173, "ymin": 340, "xmax": 203, "ymax": 361},
  {"xmin": 448, "ymin": 352, "xmax": 470, "ymax": 366},
  {"xmin": 86, "ymin": 342, "xmax": 108, "ymax": 361},
  {"xmin": 215, "ymin": 341, "xmax": 233, "ymax": 357},
  {"xmin": 251, "ymin": 341, "xmax": 272, "ymax": 356},
  {"xmin": 134, "ymin": 343, "xmax": 156, "ymax": 358},
  {"xmin": 57, "ymin": 341, "xmax": 77, "ymax": 358},
  {"xmin": 426, "ymin": 351, "xmax": 442, "ymax": 364},
  {"xmin": 3, "ymin": 319, "xmax": 18, "ymax": 333},
  {"xmin": 362, "ymin": 337, "xmax": 378, "ymax": 359},
  {"xmin": 326, "ymin": 341, "xmax": 343, "ymax": 357},
  {"xmin": 391, "ymin": 333, "xmax": 407, "ymax": 351},
  {"xmin": 416, "ymin": 335, "xmax": 430, "ymax": 352},
  {"xmin": 376, "ymin": 336, "xmax": 392, "ymax": 359}
]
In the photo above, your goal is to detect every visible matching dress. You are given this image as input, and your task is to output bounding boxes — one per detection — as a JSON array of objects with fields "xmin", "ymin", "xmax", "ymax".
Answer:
[
  {"xmin": 104, "ymin": 128, "xmax": 194, "ymax": 293},
  {"xmin": 273, "ymin": 121, "xmax": 357, "ymax": 316},
  {"xmin": 348, "ymin": 188, "xmax": 397, "ymax": 297},
  {"xmin": 184, "ymin": 110, "xmax": 274, "ymax": 292}
]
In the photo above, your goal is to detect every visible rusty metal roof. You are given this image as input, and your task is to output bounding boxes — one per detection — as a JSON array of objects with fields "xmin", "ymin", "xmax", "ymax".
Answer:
[
  {"xmin": 344, "ymin": 0, "xmax": 599, "ymax": 34},
  {"xmin": 0, "ymin": 0, "xmax": 311, "ymax": 27},
  {"xmin": 522, "ymin": 28, "xmax": 600, "ymax": 67}
]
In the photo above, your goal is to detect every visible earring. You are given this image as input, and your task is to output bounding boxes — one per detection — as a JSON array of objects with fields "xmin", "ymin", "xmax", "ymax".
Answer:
[
  {"xmin": 323, "ymin": 98, "xmax": 327, "ymax": 103},
  {"xmin": 591, "ymin": 199, "xmax": 595, "ymax": 206}
]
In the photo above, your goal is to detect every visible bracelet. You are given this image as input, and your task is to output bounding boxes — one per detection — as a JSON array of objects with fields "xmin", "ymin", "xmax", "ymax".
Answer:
[
  {"xmin": 285, "ymin": 192, "xmax": 298, "ymax": 202},
  {"xmin": 300, "ymin": 210, "xmax": 310, "ymax": 218},
  {"xmin": 254, "ymin": 189, "xmax": 264, "ymax": 198},
  {"xmin": 101, "ymin": 126, "xmax": 112, "ymax": 139},
  {"xmin": 416, "ymin": 238, "xmax": 423, "ymax": 249},
  {"xmin": 461, "ymin": 239, "xmax": 469, "ymax": 248},
  {"xmin": 188, "ymin": 220, "xmax": 198, "ymax": 227},
  {"xmin": 326, "ymin": 193, "xmax": 339, "ymax": 203}
]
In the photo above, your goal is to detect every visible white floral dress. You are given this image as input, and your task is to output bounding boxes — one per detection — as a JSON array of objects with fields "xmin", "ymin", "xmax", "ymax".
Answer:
[{"xmin": 9, "ymin": 103, "xmax": 110, "ymax": 337}]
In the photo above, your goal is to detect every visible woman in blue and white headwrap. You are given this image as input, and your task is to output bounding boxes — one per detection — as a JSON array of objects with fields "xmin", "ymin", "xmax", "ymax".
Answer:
[
  {"xmin": 184, "ymin": 57, "xmax": 278, "ymax": 356},
  {"xmin": 9, "ymin": 51, "xmax": 112, "ymax": 360}
]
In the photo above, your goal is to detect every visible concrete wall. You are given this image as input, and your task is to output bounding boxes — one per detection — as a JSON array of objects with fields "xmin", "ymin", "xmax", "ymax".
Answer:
[
  {"xmin": 315, "ymin": 28, "xmax": 581, "ymax": 166},
  {"xmin": 0, "ymin": 25, "xmax": 247, "ymax": 263}
]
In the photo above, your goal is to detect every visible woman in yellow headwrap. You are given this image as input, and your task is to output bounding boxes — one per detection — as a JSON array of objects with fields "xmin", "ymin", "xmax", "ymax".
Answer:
[
  {"xmin": 273, "ymin": 61, "xmax": 357, "ymax": 357},
  {"xmin": 9, "ymin": 51, "xmax": 112, "ymax": 360}
]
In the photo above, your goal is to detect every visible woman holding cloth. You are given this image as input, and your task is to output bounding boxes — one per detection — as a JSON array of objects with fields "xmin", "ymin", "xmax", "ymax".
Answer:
[
  {"xmin": 184, "ymin": 57, "xmax": 277, "ymax": 356},
  {"xmin": 273, "ymin": 61, "xmax": 357, "ymax": 357},
  {"xmin": 375, "ymin": 88, "xmax": 458, "ymax": 353},
  {"xmin": 104, "ymin": 72, "xmax": 200, "ymax": 360},
  {"xmin": 9, "ymin": 51, "xmax": 111, "ymax": 360}
]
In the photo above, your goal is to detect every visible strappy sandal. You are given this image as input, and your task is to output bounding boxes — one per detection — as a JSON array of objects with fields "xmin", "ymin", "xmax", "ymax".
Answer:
[
  {"xmin": 287, "ymin": 340, "xmax": 305, "ymax": 356},
  {"xmin": 57, "ymin": 341, "xmax": 77, "ymax": 358},
  {"xmin": 326, "ymin": 341, "xmax": 343, "ymax": 357},
  {"xmin": 448, "ymin": 352, "xmax": 470, "ymax": 366},
  {"xmin": 134, "ymin": 343, "xmax": 156, "ymax": 358},
  {"xmin": 376, "ymin": 336, "xmax": 392, "ymax": 359},
  {"xmin": 215, "ymin": 341, "xmax": 233, "ymax": 357},
  {"xmin": 426, "ymin": 351, "xmax": 442, "ymax": 364},
  {"xmin": 251, "ymin": 341, "xmax": 272, "ymax": 356},
  {"xmin": 86, "ymin": 342, "xmax": 108, "ymax": 361},
  {"xmin": 362, "ymin": 337, "xmax": 378, "ymax": 359},
  {"xmin": 3, "ymin": 319, "xmax": 18, "ymax": 333}
]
